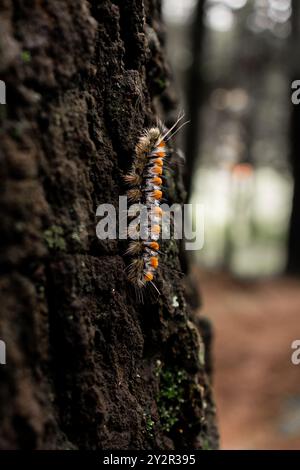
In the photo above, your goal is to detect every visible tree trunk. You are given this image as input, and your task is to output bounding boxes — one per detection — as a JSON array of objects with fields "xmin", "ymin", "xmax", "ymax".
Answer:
[
  {"xmin": 184, "ymin": 0, "xmax": 206, "ymax": 197},
  {"xmin": 287, "ymin": 0, "xmax": 300, "ymax": 274},
  {"xmin": 0, "ymin": 0, "xmax": 218, "ymax": 449}
]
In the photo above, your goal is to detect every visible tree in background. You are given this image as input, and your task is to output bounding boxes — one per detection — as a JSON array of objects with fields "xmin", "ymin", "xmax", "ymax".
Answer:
[
  {"xmin": 0, "ymin": 0, "xmax": 218, "ymax": 449},
  {"xmin": 287, "ymin": 0, "xmax": 300, "ymax": 274},
  {"xmin": 185, "ymin": 0, "xmax": 206, "ymax": 196}
]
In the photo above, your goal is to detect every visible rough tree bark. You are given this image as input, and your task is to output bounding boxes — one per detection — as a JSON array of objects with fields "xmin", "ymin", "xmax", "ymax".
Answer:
[{"xmin": 0, "ymin": 0, "xmax": 218, "ymax": 449}]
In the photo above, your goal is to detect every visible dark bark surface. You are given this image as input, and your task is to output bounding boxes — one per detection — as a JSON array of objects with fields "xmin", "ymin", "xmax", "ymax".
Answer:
[{"xmin": 0, "ymin": 0, "xmax": 218, "ymax": 449}]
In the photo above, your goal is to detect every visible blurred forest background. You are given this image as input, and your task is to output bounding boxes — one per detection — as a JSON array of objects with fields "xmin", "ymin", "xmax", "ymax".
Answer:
[{"xmin": 163, "ymin": 0, "xmax": 300, "ymax": 449}]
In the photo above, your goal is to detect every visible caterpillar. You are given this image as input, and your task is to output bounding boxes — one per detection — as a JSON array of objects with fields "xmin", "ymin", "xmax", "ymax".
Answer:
[{"xmin": 124, "ymin": 114, "xmax": 187, "ymax": 299}]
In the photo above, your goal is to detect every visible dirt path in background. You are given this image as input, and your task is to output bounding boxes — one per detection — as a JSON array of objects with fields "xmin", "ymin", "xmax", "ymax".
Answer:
[{"xmin": 197, "ymin": 271, "xmax": 300, "ymax": 450}]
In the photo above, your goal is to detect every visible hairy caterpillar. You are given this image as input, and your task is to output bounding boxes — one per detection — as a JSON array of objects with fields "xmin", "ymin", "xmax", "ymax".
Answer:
[{"xmin": 124, "ymin": 114, "xmax": 187, "ymax": 300}]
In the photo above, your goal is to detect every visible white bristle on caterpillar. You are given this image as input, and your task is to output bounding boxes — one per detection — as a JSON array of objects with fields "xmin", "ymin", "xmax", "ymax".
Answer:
[{"xmin": 124, "ymin": 114, "xmax": 187, "ymax": 298}]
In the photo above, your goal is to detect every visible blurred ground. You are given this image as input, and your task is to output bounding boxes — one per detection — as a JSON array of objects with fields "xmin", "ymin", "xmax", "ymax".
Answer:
[{"xmin": 196, "ymin": 270, "xmax": 300, "ymax": 449}]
